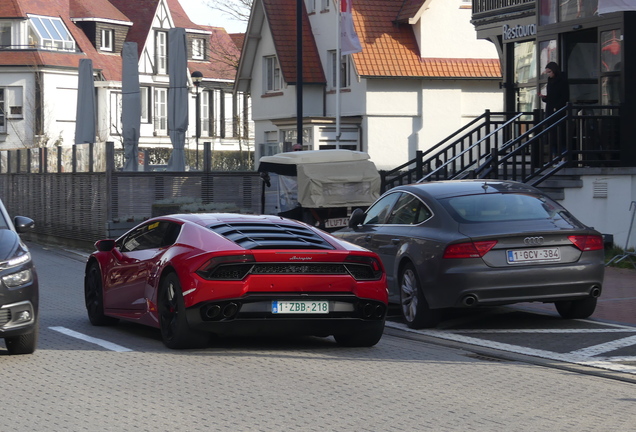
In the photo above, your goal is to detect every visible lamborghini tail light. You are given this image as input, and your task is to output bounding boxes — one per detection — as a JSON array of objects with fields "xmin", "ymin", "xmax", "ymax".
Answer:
[
  {"xmin": 196, "ymin": 254, "xmax": 255, "ymax": 280},
  {"xmin": 344, "ymin": 255, "xmax": 383, "ymax": 280}
]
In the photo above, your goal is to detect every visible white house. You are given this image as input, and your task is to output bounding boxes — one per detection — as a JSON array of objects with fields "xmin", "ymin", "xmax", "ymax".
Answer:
[
  {"xmin": 236, "ymin": 0, "xmax": 503, "ymax": 170},
  {"xmin": 0, "ymin": 0, "xmax": 252, "ymax": 161}
]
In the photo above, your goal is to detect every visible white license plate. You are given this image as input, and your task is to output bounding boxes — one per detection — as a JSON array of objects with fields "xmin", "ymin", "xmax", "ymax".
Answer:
[
  {"xmin": 507, "ymin": 247, "xmax": 561, "ymax": 264},
  {"xmin": 325, "ymin": 218, "xmax": 349, "ymax": 228},
  {"xmin": 272, "ymin": 300, "xmax": 329, "ymax": 314}
]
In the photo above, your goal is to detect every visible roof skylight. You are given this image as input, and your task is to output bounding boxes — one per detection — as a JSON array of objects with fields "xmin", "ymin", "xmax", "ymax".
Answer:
[{"xmin": 28, "ymin": 15, "xmax": 75, "ymax": 52}]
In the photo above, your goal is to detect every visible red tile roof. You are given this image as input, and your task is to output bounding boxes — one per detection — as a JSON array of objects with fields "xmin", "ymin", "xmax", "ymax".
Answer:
[
  {"xmin": 395, "ymin": 0, "xmax": 426, "ymax": 23},
  {"xmin": 0, "ymin": 0, "xmax": 23, "ymax": 18},
  {"xmin": 189, "ymin": 26, "xmax": 240, "ymax": 82},
  {"xmin": 70, "ymin": 0, "xmax": 130, "ymax": 22},
  {"xmin": 107, "ymin": 0, "xmax": 208, "ymax": 58},
  {"xmin": 0, "ymin": 0, "xmax": 123, "ymax": 80},
  {"xmin": 167, "ymin": 0, "xmax": 207, "ymax": 30},
  {"xmin": 262, "ymin": 0, "xmax": 325, "ymax": 84},
  {"xmin": 1, "ymin": 0, "xmax": 242, "ymax": 83},
  {"xmin": 229, "ymin": 33, "xmax": 245, "ymax": 53},
  {"xmin": 352, "ymin": 0, "xmax": 501, "ymax": 78},
  {"xmin": 106, "ymin": 0, "xmax": 160, "ymax": 57},
  {"xmin": 421, "ymin": 58, "xmax": 501, "ymax": 78}
]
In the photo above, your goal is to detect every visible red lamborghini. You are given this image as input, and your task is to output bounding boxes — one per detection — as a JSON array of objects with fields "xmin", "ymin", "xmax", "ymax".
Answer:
[{"xmin": 84, "ymin": 213, "xmax": 388, "ymax": 349}]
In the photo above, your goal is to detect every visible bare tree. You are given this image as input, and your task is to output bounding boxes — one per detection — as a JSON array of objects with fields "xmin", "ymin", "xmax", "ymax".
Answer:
[
  {"xmin": 207, "ymin": 29, "xmax": 241, "ymax": 70},
  {"xmin": 204, "ymin": 0, "xmax": 253, "ymax": 25}
]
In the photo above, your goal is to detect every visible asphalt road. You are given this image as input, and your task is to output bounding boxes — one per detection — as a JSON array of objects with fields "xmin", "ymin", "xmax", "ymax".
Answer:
[{"xmin": 0, "ymin": 242, "xmax": 634, "ymax": 431}]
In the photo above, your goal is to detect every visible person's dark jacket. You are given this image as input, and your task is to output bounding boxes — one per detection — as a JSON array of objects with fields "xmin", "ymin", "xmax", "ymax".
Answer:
[{"xmin": 542, "ymin": 63, "xmax": 569, "ymax": 114}]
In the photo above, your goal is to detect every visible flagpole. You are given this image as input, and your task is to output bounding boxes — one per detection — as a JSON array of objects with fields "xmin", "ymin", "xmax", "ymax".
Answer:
[
  {"xmin": 297, "ymin": 0, "xmax": 303, "ymax": 149},
  {"xmin": 336, "ymin": 1, "xmax": 341, "ymax": 146}
]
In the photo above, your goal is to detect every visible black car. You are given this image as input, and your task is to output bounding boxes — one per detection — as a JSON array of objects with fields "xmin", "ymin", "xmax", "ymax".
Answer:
[
  {"xmin": 0, "ymin": 199, "xmax": 38, "ymax": 354},
  {"xmin": 333, "ymin": 180, "xmax": 605, "ymax": 329}
]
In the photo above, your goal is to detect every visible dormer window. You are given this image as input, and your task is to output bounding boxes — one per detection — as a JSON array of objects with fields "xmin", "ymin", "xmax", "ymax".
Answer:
[
  {"xmin": 100, "ymin": 29, "xmax": 114, "ymax": 52},
  {"xmin": 192, "ymin": 38, "xmax": 204, "ymax": 60},
  {"xmin": 28, "ymin": 15, "xmax": 75, "ymax": 51},
  {"xmin": 0, "ymin": 22, "xmax": 11, "ymax": 49}
]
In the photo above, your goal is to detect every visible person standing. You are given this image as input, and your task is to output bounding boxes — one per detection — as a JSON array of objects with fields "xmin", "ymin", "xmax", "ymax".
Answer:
[
  {"xmin": 539, "ymin": 62, "xmax": 570, "ymax": 160},
  {"xmin": 541, "ymin": 62, "xmax": 570, "ymax": 114}
]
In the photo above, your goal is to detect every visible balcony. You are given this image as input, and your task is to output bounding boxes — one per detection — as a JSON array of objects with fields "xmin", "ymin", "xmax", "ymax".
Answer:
[{"xmin": 472, "ymin": 0, "xmax": 535, "ymax": 20}]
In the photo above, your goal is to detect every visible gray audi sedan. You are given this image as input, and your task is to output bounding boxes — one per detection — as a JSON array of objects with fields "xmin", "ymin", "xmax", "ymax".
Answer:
[{"xmin": 333, "ymin": 180, "xmax": 605, "ymax": 329}]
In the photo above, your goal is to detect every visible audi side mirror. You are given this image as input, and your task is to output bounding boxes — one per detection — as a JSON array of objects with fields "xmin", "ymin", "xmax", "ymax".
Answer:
[{"xmin": 348, "ymin": 208, "xmax": 365, "ymax": 229}]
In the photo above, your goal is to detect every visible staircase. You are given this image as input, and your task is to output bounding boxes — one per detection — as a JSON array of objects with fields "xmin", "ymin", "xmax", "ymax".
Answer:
[{"xmin": 380, "ymin": 104, "xmax": 621, "ymax": 200}]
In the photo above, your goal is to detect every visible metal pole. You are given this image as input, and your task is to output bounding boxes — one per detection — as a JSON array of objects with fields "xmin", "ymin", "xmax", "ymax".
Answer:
[
  {"xmin": 196, "ymin": 86, "xmax": 200, "ymax": 170},
  {"xmin": 296, "ymin": 0, "xmax": 303, "ymax": 148},
  {"xmin": 336, "ymin": 5, "xmax": 341, "ymax": 146}
]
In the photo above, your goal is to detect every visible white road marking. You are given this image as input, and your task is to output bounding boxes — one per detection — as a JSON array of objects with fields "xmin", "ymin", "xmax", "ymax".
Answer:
[
  {"xmin": 451, "ymin": 328, "xmax": 635, "ymax": 334},
  {"xmin": 569, "ymin": 335, "xmax": 636, "ymax": 357},
  {"xmin": 385, "ymin": 321, "xmax": 636, "ymax": 375},
  {"xmin": 49, "ymin": 326, "xmax": 133, "ymax": 352}
]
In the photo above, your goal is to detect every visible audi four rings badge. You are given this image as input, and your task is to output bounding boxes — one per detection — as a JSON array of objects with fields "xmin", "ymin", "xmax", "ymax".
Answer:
[{"xmin": 524, "ymin": 236, "xmax": 544, "ymax": 245}]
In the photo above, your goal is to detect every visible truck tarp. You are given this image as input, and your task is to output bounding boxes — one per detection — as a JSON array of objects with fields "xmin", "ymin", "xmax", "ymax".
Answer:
[
  {"xmin": 297, "ymin": 160, "xmax": 380, "ymax": 208},
  {"xmin": 258, "ymin": 150, "xmax": 381, "ymax": 208}
]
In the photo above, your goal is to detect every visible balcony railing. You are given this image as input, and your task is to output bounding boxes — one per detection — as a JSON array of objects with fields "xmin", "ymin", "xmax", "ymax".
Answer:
[{"xmin": 472, "ymin": 0, "xmax": 534, "ymax": 15}]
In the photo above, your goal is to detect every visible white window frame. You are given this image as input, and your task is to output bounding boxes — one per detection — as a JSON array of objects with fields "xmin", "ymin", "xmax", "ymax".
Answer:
[
  {"xmin": 192, "ymin": 38, "xmax": 204, "ymax": 60},
  {"xmin": 109, "ymin": 91, "xmax": 122, "ymax": 135},
  {"xmin": 154, "ymin": 88, "xmax": 167, "ymax": 135},
  {"xmin": 28, "ymin": 15, "xmax": 75, "ymax": 51},
  {"xmin": 305, "ymin": 0, "xmax": 316, "ymax": 13},
  {"xmin": 100, "ymin": 29, "xmax": 113, "ymax": 52},
  {"xmin": 264, "ymin": 56, "xmax": 282, "ymax": 93},
  {"xmin": 156, "ymin": 31, "xmax": 168, "ymax": 75},
  {"xmin": 0, "ymin": 22, "xmax": 11, "ymax": 48},
  {"xmin": 0, "ymin": 88, "xmax": 5, "ymax": 133},
  {"xmin": 329, "ymin": 51, "xmax": 350, "ymax": 89},
  {"xmin": 201, "ymin": 90, "xmax": 210, "ymax": 136},
  {"xmin": 140, "ymin": 87, "xmax": 150, "ymax": 123},
  {"xmin": 5, "ymin": 87, "xmax": 23, "ymax": 119},
  {"xmin": 321, "ymin": 0, "xmax": 330, "ymax": 12}
]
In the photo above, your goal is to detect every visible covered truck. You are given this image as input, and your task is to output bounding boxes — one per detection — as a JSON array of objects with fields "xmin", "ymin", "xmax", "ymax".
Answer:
[{"xmin": 257, "ymin": 150, "xmax": 381, "ymax": 231}]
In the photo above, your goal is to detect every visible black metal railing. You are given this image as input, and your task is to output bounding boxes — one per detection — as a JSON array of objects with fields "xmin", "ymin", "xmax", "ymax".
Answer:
[
  {"xmin": 380, "ymin": 110, "xmax": 541, "ymax": 191},
  {"xmin": 472, "ymin": 0, "xmax": 535, "ymax": 15},
  {"xmin": 380, "ymin": 104, "xmax": 621, "ymax": 192},
  {"xmin": 481, "ymin": 104, "xmax": 621, "ymax": 186}
]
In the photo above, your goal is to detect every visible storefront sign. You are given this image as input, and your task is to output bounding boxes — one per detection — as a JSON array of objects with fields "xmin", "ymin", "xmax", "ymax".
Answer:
[{"xmin": 502, "ymin": 23, "xmax": 537, "ymax": 41}]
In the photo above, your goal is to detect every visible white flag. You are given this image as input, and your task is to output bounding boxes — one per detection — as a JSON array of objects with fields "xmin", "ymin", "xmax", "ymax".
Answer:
[{"xmin": 340, "ymin": 0, "xmax": 361, "ymax": 55}]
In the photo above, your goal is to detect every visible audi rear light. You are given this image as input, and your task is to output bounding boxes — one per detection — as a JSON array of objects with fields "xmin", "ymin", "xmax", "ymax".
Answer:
[
  {"xmin": 443, "ymin": 240, "xmax": 498, "ymax": 259},
  {"xmin": 196, "ymin": 254, "xmax": 255, "ymax": 280},
  {"xmin": 344, "ymin": 255, "xmax": 383, "ymax": 280},
  {"xmin": 568, "ymin": 235, "xmax": 604, "ymax": 251}
]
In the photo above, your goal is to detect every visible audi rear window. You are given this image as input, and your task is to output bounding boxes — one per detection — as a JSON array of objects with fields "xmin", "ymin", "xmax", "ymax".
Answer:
[{"xmin": 441, "ymin": 193, "xmax": 563, "ymax": 223}]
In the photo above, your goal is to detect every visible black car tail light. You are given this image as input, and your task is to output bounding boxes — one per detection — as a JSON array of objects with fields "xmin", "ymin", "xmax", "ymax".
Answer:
[
  {"xmin": 197, "ymin": 254, "xmax": 255, "ymax": 280},
  {"xmin": 344, "ymin": 255, "xmax": 383, "ymax": 280},
  {"xmin": 443, "ymin": 240, "xmax": 498, "ymax": 259},
  {"xmin": 568, "ymin": 235, "xmax": 604, "ymax": 251}
]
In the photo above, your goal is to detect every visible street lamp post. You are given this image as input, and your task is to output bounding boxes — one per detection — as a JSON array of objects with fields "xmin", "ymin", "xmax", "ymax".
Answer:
[{"xmin": 191, "ymin": 70, "xmax": 203, "ymax": 170}]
